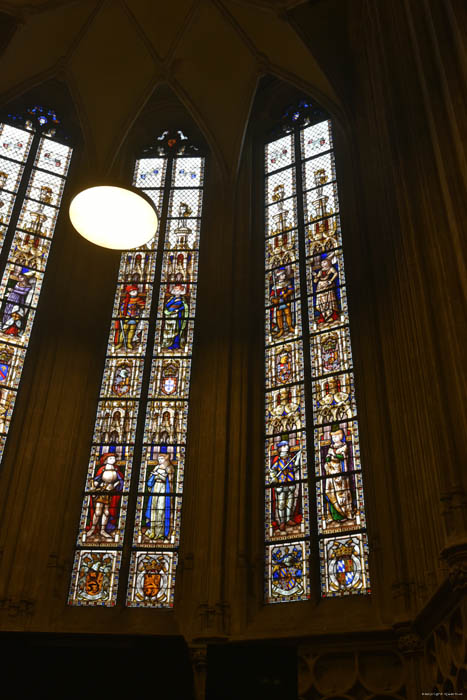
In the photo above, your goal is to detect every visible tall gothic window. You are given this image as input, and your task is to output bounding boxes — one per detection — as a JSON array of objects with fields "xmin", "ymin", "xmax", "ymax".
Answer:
[
  {"xmin": 0, "ymin": 107, "xmax": 72, "ymax": 464},
  {"xmin": 264, "ymin": 101, "xmax": 370, "ymax": 602},
  {"xmin": 69, "ymin": 130, "xmax": 205, "ymax": 607}
]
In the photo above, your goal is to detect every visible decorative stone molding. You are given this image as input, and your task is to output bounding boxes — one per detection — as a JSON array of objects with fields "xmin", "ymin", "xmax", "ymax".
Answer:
[
  {"xmin": 0, "ymin": 596, "xmax": 35, "ymax": 617},
  {"xmin": 189, "ymin": 644, "xmax": 208, "ymax": 700},
  {"xmin": 397, "ymin": 632, "xmax": 423, "ymax": 656},
  {"xmin": 424, "ymin": 601, "xmax": 467, "ymax": 694},
  {"xmin": 298, "ymin": 645, "xmax": 406, "ymax": 698},
  {"xmin": 441, "ymin": 542, "xmax": 467, "ymax": 593},
  {"xmin": 195, "ymin": 601, "xmax": 231, "ymax": 638}
]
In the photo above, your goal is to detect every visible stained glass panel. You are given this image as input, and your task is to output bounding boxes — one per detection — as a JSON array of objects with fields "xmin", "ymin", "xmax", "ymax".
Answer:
[
  {"xmin": 319, "ymin": 533, "xmax": 370, "ymax": 596},
  {"xmin": 314, "ymin": 420, "xmax": 361, "ymax": 477},
  {"xmin": 265, "ymin": 384, "xmax": 306, "ymax": 436},
  {"xmin": 149, "ymin": 357, "xmax": 191, "ymax": 398},
  {"xmin": 134, "ymin": 158, "xmax": 167, "ymax": 189},
  {"xmin": 26, "ymin": 167, "xmax": 64, "ymax": 205},
  {"xmin": 266, "ymin": 228, "xmax": 299, "ymax": 270},
  {"xmin": 312, "ymin": 372, "xmax": 357, "ymax": 425},
  {"xmin": 173, "ymin": 158, "xmax": 204, "ymax": 187},
  {"xmin": 310, "ymin": 327, "xmax": 352, "ymax": 377},
  {"xmin": 168, "ymin": 188, "xmax": 203, "ymax": 219},
  {"xmin": 16, "ymin": 198, "xmax": 59, "ymax": 238},
  {"xmin": 265, "ymin": 340, "xmax": 304, "ymax": 389},
  {"xmin": 316, "ymin": 472, "xmax": 366, "ymax": 535},
  {"xmin": 306, "ymin": 214, "xmax": 342, "ymax": 255},
  {"xmin": 265, "ymin": 197, "xmax": 297, "ymax": 237},
  {"xmin": 127, "ymin": 550, "xmax": 177, "ymax": 608},
  {"xmin": 265, "ymin": 298, "xmax": 302, "ymax": 347},
  {"xmin": 303, "ymin": 183, "xmax": 339, "ymax": 225},
  {"xmin": 265, "ymin": 540, "xmax": 310, "ymax": 603},
  {"xmin": 166, "ymin": 218, "xmax": 201, "ymax": 251},
  {"xmin": 302, "ymin": 152, "xmax": 335, "ymax": 193},
  {"xmin": 0, "ymin": 156, "xmax": 24, "ymax": 192},
  {"xmin": 265, "ymin": 261, "xmax": 301, "ymax": 309},
  {"xmin": 0, "ymin": 123, "xmax": 33, "ymax": 163},
  {"xmin": 10, "ymin": 230, "xmax": 51, "ymax": 273},
  {"xmin": 0, "ymin": 191, "xmax": 17, "ymax": 228},
  {"xmin": 265, "ymin": 134, "xmax": 294, "ymax": 174},
  {"xmin": 266, "ymin": 167, "xmax": 296, "ymax": 206},
  {"xmin": 265, "ymin": 431, "xmax": 308, "ymax": 483},
  {"xmin": 69, "ymin": 549, "xmax": 121, "ymax": 606},
  {"xmin": 34, "ymin": 136, "xmax": 72, "ymax": 176},
  {"xmin": 300, "ymin": 120, "xmax": 332, "ymax": 160}
]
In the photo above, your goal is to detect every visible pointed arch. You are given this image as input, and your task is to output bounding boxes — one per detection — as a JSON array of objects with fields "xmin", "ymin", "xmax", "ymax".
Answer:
[
  {"xmin": 69, "ymin": 94, "xmax": 209, "ymax": 607},
  {"xmin": 0, "ymin": 86, "xmax": 80, "ymax": 464},
  {"xmin": 246, "ymin": 78, "xmax": 371, "ymax": 601}
]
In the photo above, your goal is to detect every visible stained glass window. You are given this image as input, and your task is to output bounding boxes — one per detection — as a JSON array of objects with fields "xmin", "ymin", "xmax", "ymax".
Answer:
[
  {"xmin": 264, "ymin": 102, "xmax": 370, "ymax": 602},
  {"xmin": 69, "ymin": 130, "xmax": 205, "ymax": 607},
  {"xmin": 0, "ymin": 108, "xmax": 72, "ymax": 464}
]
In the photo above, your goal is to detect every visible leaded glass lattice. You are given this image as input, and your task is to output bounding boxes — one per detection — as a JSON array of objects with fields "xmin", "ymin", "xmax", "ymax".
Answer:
[
  {"xmin": 69, "ymin": 132, "xmax": 205, "ymax": 608},
  {"xmin": 0, "ymin": 113, "xmax": 72, "ymax": 465},
  {"xmin": 263, "ymin": 107, "xmax": 370, "ymax": 602}
]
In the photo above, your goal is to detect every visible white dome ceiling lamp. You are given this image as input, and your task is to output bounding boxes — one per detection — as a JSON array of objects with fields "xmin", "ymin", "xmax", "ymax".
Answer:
[{"xmin": 69, "ymin": 185, "xmax": 158, "ymax": 250}]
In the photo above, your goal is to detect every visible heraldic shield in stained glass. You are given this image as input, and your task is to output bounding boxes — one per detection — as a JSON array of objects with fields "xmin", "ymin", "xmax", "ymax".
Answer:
[
  {"xmin": 0, "ymin": 111, "xmax": 72, "ymax": 465},
  {"xmin": 69, "ymin": 131, "xmax": 205, "ymax": 607},
  {"xmin": 264, "ymin": 103, "xmax": 370, "ymax": 602}
]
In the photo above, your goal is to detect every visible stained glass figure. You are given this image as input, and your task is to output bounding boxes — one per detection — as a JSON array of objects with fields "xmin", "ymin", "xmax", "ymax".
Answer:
[
  {"xmin": 69, "ymin": 137, "xmax": 205, "ymax": 608},
  {"xmin": 0, "ymin": 113, "xmax": 72, "ymax": 465},
  {"xmin": 264, "ymin": 108, "xmax": 369, "ymax": 601}
]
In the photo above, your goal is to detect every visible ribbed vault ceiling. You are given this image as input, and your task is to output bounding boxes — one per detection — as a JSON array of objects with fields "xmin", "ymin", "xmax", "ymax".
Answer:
[{"xmin": 0, "ymin": 0, "xmax": 337, "ymax": 173}]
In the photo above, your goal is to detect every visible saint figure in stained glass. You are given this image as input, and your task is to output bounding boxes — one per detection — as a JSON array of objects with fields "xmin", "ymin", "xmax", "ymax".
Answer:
[
  {"xmin": 269, "ymin": 439, "xmax": 302, "ymax": 533},
  {"xmin": 312, "ymin": 255, "xmax": 339, "ymax": 326},
  {"xmin": 269, "ymin": 267, "xmax": 295, "ymax": 340},
  {"xmin": 114, "ymin": 284, "xmax": 146, "ymax": 351},
  {"xmin": 161, "ymin": 278, "xmax": 189, "ymax": 350},
  {"xmin": 144, "ymin": 450, "xmax": 174, "ymax": 542},
  {"xmin": 1, "ymin": 271, "xmax": 35, "ymax": 336},
  {"xmin": 86, "ymin": 453, "xmax": 124, "ymax": 542},
  {"xmin": 323, "ymin": 426, "xmax": 355, "ymax": 524}
]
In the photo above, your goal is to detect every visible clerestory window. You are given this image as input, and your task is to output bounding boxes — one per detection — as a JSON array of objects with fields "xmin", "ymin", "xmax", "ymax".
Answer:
[
  {"xmin": 0, "ymin": 107, "xmax": 72, "ymax": 464},
  {"xmin": 263, "ymin": 101, "xmax": 371, "ymax": 602},
  {"xmin": 69, "ymin": 129, "xmax": 205, "ymax": 607}
]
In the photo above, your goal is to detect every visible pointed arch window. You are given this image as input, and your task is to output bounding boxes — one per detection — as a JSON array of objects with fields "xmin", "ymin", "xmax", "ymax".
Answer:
[
  {"xmin": 263, "ymin": 101, "xmax": 370, "ymax": 602},
  {"xmin": 69, "ymin": 130, "xmax": 205, "ymax": 607},
  {"xmin": 0, "ymin": 107, "xmax": 72, "ymax": 463}
]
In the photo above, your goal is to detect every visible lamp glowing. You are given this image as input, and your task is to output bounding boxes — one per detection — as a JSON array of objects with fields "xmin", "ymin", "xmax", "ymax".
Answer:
[{"xmin": 69, "ymin": 185, "xmax": 158, "ymax": 250}]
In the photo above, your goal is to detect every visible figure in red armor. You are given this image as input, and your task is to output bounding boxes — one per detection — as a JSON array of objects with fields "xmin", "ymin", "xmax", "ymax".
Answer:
[{"xmin": 114, "ymin": 284, "xmax": 145, "ymax": 351}]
